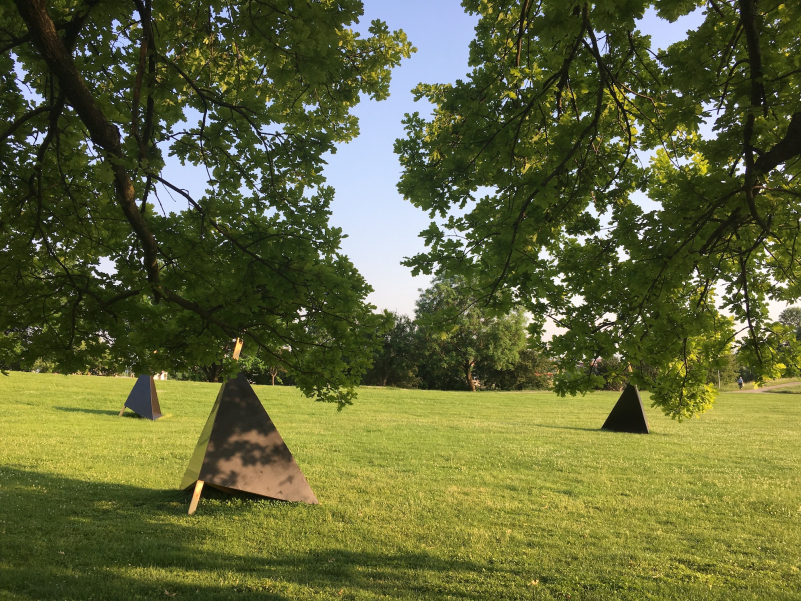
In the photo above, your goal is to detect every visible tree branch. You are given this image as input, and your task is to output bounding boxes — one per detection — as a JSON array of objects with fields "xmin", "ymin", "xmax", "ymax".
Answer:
[
  {"xmin": 0, "ymin": 105, "xmax": 51, "ymax": 144},
  {"xmin": 514, "ymin": 0, "xmax": 532, "ymax": 68},
  {"xmin": 737, "ymin": 0, "xmax": 767, "ymax": 114},
  {"xmin": 14, "ymin": 0, "xmax": 161, "ymax": 290},
  {"xmin": 736, "ymin": 0, "xmax": 770, "ymax": 232},
  {"xmin": 754, "ymin": 111, "xmax": 801, "ymax": 174},
  {"xmin": 130, "ymin": 0, "xmax": 152, "ymax": 160}
]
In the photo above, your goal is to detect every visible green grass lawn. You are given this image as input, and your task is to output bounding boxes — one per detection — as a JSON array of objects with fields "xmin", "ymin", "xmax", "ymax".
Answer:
[
  {"xmin": 0, "ymin": 373, "xmax": 799, "ymax": 600},
  {"xmin": 764, "ymin": 383, "xmax": 801, "ymax": 394}
]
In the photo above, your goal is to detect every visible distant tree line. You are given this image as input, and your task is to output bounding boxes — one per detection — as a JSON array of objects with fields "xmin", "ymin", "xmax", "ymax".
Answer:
[
  {"xmin": 5, "ymin": 283, "xmax": 801, "ymax": 392},
  {"xmin": 359, "ymin": 276, "xmax": 552, "ymax": 391},
  {"xmin": 177, "ymin": 275, "xmax": 555, "ymax": 390}
]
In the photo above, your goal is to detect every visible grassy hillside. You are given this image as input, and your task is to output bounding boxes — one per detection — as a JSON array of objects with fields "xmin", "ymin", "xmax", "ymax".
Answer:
[{"xmin": 0, "ymin": 372, "xmax": 799, "ymax": 600}]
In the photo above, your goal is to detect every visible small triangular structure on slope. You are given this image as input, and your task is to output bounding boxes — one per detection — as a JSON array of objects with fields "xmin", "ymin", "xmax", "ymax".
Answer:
[
  {"xmin": 601, "ymin": 384, "xmax": 649, "ymax": 434},
  {"xmin": 180, "ymin": 372, "xmax": 318, "ymax": 510},
  {"xmin": 120, "ymin": 375, "xmax": 162, "ymax": 420}
]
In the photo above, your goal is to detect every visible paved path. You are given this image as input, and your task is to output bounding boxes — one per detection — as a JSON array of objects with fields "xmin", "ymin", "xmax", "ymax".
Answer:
[{"xmin": 730, "ymin": 381, "xmax": 801, "ymax": 393}]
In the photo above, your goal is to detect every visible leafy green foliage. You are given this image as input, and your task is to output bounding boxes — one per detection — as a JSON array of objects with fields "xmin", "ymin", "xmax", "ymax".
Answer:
[
  {"xmin": 591, "ymin": 356, "xmax": 628, "ymax": 392},
  {"xmin": 362, "ymin": 311, "xmax": 420, "ymax": 388},
  {"xmin": 778, "ymin": 306, "xmax": 801, "ymax": 339},
  {"xmin": 706, "ymin": 352, "xmax": 740, "ymax": 388},
  {"xmin": 414, "ymin": 276, "xmax": 527, "ymax": 391},
  {"xmin": 0, "ymin": 1, "xmax": 413, "ymax": 405},
  {"xmin": 396, "ymin": 0, "xmax": 801, "ymax": 417},
  {"xmin": 479, "ymin": 348, "xmax": 553, "ymax": 390}
]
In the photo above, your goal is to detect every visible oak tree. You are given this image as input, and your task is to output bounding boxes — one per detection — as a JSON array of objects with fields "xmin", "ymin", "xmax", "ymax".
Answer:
[
  {"xmin": 0, "ymin": 1, "xmax": 412, "ymax": 404},
  {"xmin": 396, "ymin": 0, "xmax": 801, "ymax": 417}
]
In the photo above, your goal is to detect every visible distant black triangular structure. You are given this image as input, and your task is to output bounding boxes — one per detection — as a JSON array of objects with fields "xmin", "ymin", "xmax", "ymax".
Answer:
[
  {"xmin": 120, "ymin": 375, "xmax": 162, "ymax": 420},
  {"xmin": 180, "ymin": 372, "xmax": 318, "ymax": 506},
  {"xmin": 601, "ymin": 384, "xmax": 650, "ymax": 433}
]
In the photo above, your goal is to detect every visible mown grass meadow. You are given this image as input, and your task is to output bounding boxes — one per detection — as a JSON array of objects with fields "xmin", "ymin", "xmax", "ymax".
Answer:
[{"xmin": 0, "ymin": 372, "xmax": 799, "ymax": 600}]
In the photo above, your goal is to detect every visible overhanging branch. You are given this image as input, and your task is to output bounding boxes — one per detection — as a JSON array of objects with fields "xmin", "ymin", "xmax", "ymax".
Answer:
[{"xmin": 14, "ymin": 0, "xmax": 161, "ymax": 289}]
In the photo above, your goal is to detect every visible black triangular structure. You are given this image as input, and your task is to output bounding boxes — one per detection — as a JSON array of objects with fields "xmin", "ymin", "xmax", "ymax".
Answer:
[
  {"xmin": 121, "ymin": 375, "xmax": 162, "ymax": 420},
  {"xmin": 601, "ymin": 384, "xmax": 649, "ymax": 434},
  {"xmin": 180, "ymin": 372, "xmax": 318, "ymax": 504}
]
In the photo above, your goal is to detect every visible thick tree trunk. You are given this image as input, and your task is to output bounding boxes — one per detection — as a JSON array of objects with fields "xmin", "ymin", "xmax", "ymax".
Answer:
[
  {"xmin": 380, "ymin": 359, "xmax": 391, "ymax": 386},
  {"xmin": 465, "ymin": 361, "xmax": 476, "ymax": 392},
  {"xmin": 14, "ymin": 0, "xmax": 161, "ymax": 287},
  {"xmin": 204, "ymin": 363, "xmax": 223, "ymax": 383}
]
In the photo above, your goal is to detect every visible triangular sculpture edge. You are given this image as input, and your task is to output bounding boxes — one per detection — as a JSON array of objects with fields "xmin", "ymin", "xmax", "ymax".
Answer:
[
  {"xmin": 601, "ymin": 383, "xmax": 650, "ymax": 434},
  {"xmin": 179, "ymin": 383, "xmax": 226, "ymax": 489},
  {"xmin": 180, "ymin": 373, "xmax": 318, "ymax": 505},
  {"xmin": 122, "ymin": 375, "xmax": 162, "ymax": 420}
]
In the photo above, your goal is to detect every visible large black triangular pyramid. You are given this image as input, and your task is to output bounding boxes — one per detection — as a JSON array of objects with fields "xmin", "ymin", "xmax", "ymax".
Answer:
[
  {"xmin": 180, "ymin": 372, "xmax": 318, "ymax": 504},
  {"xmin": 601, "ymin": 384, "xmax": 649, "ymax": 433},
  {"xmin": 122, "ymin": 375, "xmax": 162, "ymax": 420}
]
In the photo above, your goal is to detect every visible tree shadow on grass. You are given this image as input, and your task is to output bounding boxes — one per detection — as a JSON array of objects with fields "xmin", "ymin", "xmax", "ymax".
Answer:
[
  {"xmin": 0, "ymin": 467, "xmax": 515, "ymax": 600},
  {"xmin": 531, "ymin": 423, "xmax": 600, "ymax": 432},
  {"xmin": 53, "ymin": 406, "xmax": 123, "ymax": 417}
]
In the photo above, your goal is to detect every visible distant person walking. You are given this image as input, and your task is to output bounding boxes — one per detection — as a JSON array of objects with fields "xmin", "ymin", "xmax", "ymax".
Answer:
[{"xmin": 738, "ymin": 376, "xmax": 744, "ymax": 390}]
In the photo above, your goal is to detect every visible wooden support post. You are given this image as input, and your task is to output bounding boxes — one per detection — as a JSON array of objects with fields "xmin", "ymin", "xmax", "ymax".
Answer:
[
  {"xmin": 118, "ymin": 405, "xmax": 126, "ymax": 417},
  {"xmin": 188, "ymin": 480, "xmax": 204, "ymax": 515},
  {"xmin": 232, "ymin": 338, "xmax": 243, "ymax": 360}
]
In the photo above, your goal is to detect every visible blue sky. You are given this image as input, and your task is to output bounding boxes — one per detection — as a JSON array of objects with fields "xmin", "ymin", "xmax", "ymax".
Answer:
[{"xmin": 323, "ymin": 1, "xmax": 479, "ymax": 317}]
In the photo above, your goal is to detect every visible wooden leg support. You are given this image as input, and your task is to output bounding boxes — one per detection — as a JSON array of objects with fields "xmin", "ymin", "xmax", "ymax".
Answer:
[
  {"xmin": 188, "ymin": 480, "xmax": 204, "ymax": 515},
  {"xmin": 118, "ymin": 405, "xmax": 126, "ymax": 417}
]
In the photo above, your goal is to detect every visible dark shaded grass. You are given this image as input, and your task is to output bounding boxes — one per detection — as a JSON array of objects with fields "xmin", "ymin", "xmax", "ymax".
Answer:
[{"xmin": 0, "ymin": 373, "xmax": 799, "ymax": 600}]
